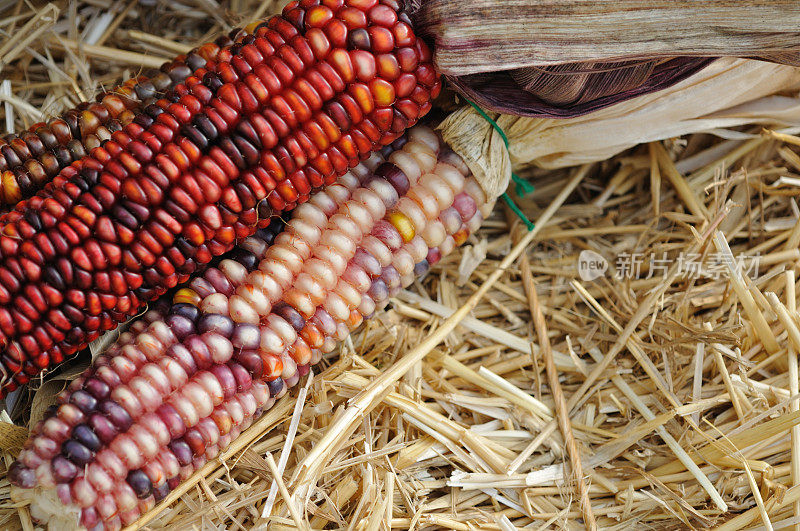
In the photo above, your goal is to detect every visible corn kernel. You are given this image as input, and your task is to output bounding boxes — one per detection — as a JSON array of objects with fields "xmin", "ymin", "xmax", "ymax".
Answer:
[
  {"xmin": 387, "ymin": 211, "xmax": 415, "ymax": 243},
  {"xmin": 173, "ymin": 289, "xmax": 202, "ymax": 307}
]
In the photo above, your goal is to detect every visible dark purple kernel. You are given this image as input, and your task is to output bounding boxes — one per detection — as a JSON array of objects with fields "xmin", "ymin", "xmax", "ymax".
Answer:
[
  {"xmin": 123, "ymin": 200, "xmax": 149, "ymax": 223},
  {"xmin": 256, "ymin": 199, "xmax": 276, "ymax": 221},
  {"xmin": 390, "ymin": 135, "xmax": 408, "ymax": 150},
  {"xmin": 234, "ymin": 350, "xmax": 263, "ymax": 380},
  {"xmin": 198, "ymin": 314, "xmax": 235, "ymax": 337},
  {"xmin": 152, "ymin": 298, "xmax": 172, "ymax": 316},
  {"xmin": 8, "ymin": 462, "xmax": 36, "ymax": 488},
  {"xmin": 229, "ymin": 248, "xmax": 258, "ymax": 270},
  {"xmin": 267, "ymin": 377, "xmax": 285, "ymax": 397},
  {"xmin": 167, "ymin": 475, "xmax": 180, "ymax": 490},
  {"xmin": 255, "ymin": 226, "xmax": 280, "ymax": 246},
  {"xmin": 180, "ymin": 125, "xmax": 209, "ymax": 150},
  {"xmin": 133, "ymin": 80, "xmax": 156, "ymax": 100},
  {"xmin": 169, "ymin": 440, "xmax": 193, "ymax": 467},
  {"xmin": 347, "ymin": 28, "xmax": 371, "ymax": 50},
  {"xmin": 51, "ymin": 455, "xmax": 79, "ymax": 483},
  {"xmin": 153, "ymin": 482, "xmax": 170, "ymax": 502},
  {"xmin": 170, "ymin": 303, "xmax": 200, "ymax": 322},
  {"xmin": 375, "ymin": 162, "xmax": 410, "ymax": 195},
  {"xmin": 69, "ymin": 390, "xmax": 98, "ymax": 413},
  {"xmin": 72, "ymin": 424, "xmax": 102, "ymax": 452},
  {"xmin": 88, "ymin": 413, "xmax": 118, "ymax": 444},
  {"xmin": 23, "ymin": 209, "xmax": 43, "ymax": 231},
  {"xmin": 44, "ymin": 266, "xmax": 66, "ymax": 290},
  {"xmin": 82, "ymin": 377, "xmax": 111, "ymax": 400},
  {"xmin": 62, "ymin": 440, "xmax": 93, "ymax": 466},
  {"xmin": 99, "ymin": 400, "xmax": 133, "ymax": 431},
  {"xmin": 273, "ymin": 303, "xmax": 305, "ymax": 331},
  {"xmin": 127, "ymin": 469, "xmax": 153, "ymax": 499},
  {"xmin": 133, "ymin": 114, "xmax": 155, "ymax": 129},
  {"xmin": 194, "ymin": 114, "xmax": 219, "ymax": 142},
  {"xmin": 165, "ymin": 314, "xmax": 195, "ymax": 340},
  {"xmin": 144, "ymin": 104, "xmax": 164, "ymax": 119},
  {"xmin": 398, "ymin": 8, "xmax": 411, "ymax": 24},
  {"xmin": 167, "ymin": 64, "xmax": 192, "ymax": 84}
]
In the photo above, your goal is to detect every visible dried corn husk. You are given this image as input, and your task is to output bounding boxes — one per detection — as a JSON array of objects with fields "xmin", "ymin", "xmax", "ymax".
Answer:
[
  {"xmin": 439, "ymin": 58, "xmax": 800, "ymax": 200},
  {"xmin": 445, "ymin": 58, "xmax": 714, "ymax": 118},
  {"xmin": 412, "ymin": 0, "xmax": 800, "ymax": 116}
]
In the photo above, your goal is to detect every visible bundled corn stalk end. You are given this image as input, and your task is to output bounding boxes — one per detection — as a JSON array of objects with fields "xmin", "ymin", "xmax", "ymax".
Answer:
[{"xmin": 4, "ymin": 0, "xmax": 800, "ymax": 530}]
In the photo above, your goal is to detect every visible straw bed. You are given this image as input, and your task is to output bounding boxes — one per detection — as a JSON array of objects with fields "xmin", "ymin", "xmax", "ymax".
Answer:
[{"xmin": 2, "ymin": 1, "xmax": 800, "ymax": 530}]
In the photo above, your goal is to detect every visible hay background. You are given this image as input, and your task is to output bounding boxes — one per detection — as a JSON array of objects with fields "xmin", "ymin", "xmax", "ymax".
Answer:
[{"xmin": 0, "ymin": 1, "xmax": 799, "ymax": 529}]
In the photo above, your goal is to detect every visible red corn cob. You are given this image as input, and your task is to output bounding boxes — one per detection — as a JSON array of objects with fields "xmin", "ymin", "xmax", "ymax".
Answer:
[
  {"xmin": 9, "ymin": 126, "xmax": 492, "ymax": 530},
  {"xmin": 0, "ymin": 0, "xmax": 440, "ymax": 395},
  {"xmin": 0, "ymin": 25, "xmax": 256, "ymax": 210}
]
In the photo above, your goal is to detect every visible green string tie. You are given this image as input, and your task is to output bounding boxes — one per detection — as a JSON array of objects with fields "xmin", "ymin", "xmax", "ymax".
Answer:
[
  {"xmin": 501, "ymin": 194, "xmax": 535, "ymax": 231},
  {"xmin": 463, "ymin": 98, "xmax": 535, "ymax": 231},
  {"xmin": 512, "ymin": 173, "xmax": 536, "ymax": 198}
]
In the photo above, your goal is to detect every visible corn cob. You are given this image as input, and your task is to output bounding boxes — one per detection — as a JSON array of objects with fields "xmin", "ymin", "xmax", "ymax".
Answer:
[
  {"xmin": 9, "ymin": 126, "xmax": 492, "ymax": 530},
  {"xmin": 0, "ymin": 27, "xmax": 253, "ymax": 210},
  {"xmin": 0, "ymin": 0, "xmax": 439, "ymax": 395}
]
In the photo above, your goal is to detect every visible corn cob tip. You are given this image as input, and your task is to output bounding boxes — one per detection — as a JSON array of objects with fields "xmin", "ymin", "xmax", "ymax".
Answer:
[
  {"xmin": 0, "ymin": 34, "xmax": 238, "ymax": 211},
  {"xmin": 11, "ymin": 484, "xmax": 82, "ymax": 530}
]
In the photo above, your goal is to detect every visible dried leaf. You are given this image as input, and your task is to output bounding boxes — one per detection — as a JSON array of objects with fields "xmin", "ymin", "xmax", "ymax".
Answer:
[
  {"xmin": 21, "ymin": 360, "xmax": 92, "ymax": 430},
  {"xmin": 412, "ymin": 0, "xmax": 800, "ymax": 115},
  {"xmin": 29, "ymin": 379, "xmax": 67, "ymax": 430},
  {"xmin": 509, "ymin": 59, "xmax": 659, "ymax": 107},
  {"xmin": 449, "ymin": 58, "xmax": 713, "ymax": 117},
  {"xmin": 413, "ymin": 0, "xmax": 800, "ymax": 74},
  {"xmin": 439, "ymin": 58, "xmax": 800, "ymax": 197},
  {"xmin": 50, "ymin": 361, "xmax": 90, "ymax": 381}
]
